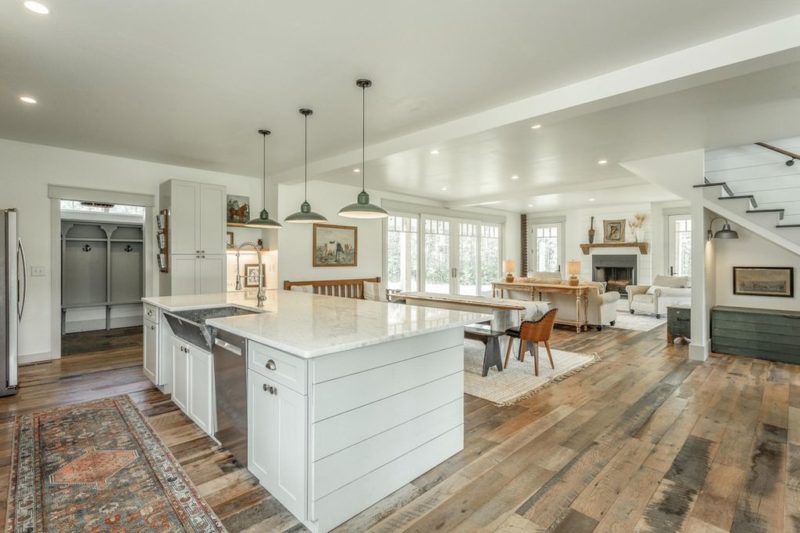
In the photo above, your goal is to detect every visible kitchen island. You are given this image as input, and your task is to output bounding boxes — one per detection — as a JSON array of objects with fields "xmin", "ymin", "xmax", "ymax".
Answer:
[{"xmin": 141, "ymin": 289, "xmax": 487, "ymax": 533}]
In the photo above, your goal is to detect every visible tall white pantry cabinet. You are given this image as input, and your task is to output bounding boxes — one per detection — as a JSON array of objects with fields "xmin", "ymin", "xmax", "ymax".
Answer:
[{"xmin": 159, "ymin": 179, "xmax": 226, "ymax": 296}]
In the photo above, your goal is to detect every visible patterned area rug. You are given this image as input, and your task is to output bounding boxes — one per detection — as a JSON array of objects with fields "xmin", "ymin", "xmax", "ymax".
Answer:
[
  {"xmin": 612, "ymin": 310, "xmax": 667, "ymax": 332},
  {"xmin": 464, "ymin": 340, "xmax": 597, "ymax": 406},
  {"xmin": 5, "ymin": 395, "xmax": 225, "ymax": 532}
]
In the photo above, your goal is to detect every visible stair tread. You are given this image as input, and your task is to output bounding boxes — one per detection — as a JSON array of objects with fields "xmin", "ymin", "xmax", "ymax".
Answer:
[
  {"xmin": 747, "ymin": 208, "xmax": 785, "ymax": 220},
  {"xmin": 693, "ymin": 182, "xmax": 727, "ymax": 188},
  {"xmin": 776, "ymin": 224, "xmax": 800, "ymax": 228}
]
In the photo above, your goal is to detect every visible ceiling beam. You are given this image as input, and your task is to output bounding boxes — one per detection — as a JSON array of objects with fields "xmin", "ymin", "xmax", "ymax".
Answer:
[
  {"xmin": 274, "ymin": 14, "xmax": 800, "ymax": 183},
  {"xmin": 444, "ymin": 177, "xmax": 645, "ymax": 208}
]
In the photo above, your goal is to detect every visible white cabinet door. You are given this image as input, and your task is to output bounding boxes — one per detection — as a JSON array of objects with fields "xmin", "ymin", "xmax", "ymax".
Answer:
[
  {"xmin": 198, "ymin": 256, "xmax": 225, "ymax": 294},
  {"xmin": 248, "ymin": 371, "xmax": 307, "ymax": 520},
  {"xmin": 171, "ymin": 339, "xmax": 189, "ymax": 412},
  {"xmin": 170, "ymin": 256, "xmax": 197, "ymax": 295},
  {"xmin": 170, "ymin": 181, "xmax": 200, "ymax": 254},
  {"xmin": 199, "ymin": 184, "xmax": 226, "ymax": 255},
  {"xmin": 143, "ymin": 320, "xmax": 158, "ymax": 384},
  {"xmin": 188, "ymin": 346, "xmax": 213, "ymax": 435}
]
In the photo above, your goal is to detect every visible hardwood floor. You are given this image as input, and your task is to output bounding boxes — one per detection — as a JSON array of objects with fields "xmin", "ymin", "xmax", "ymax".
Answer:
[{"xmin": 1, "ymin": 324, "xmax": 797, "ymax": 532}]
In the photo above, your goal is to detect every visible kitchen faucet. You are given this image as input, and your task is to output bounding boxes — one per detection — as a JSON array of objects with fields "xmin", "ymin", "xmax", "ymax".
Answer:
[{"xmin": 235, "ymin": 241, "xmax": 266, "ymax": 307}]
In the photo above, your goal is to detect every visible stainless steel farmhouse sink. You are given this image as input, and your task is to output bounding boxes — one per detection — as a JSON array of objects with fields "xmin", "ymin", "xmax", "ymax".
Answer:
[{"xmin": 163, "ymin": 306, "xmax": 259, "ymax": 350}]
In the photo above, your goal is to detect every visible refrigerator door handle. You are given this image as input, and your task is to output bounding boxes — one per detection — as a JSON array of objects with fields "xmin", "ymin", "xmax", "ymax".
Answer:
[{"xmin": 17, "ymin": 239, "xmax": 27, "ymax": 320}]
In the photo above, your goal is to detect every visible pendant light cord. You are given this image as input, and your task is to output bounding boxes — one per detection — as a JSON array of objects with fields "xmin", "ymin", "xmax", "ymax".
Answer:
[
  {"xmin": 262, "ymin": 133, "xmax": 267, "ymax": 210},
  {"xmin": 361, "ymin": 85, "xmax": 366, "ymax": 192},
  {"xmin": 304, "ymin": 113, "xmax": 309, "ymax": 202}
]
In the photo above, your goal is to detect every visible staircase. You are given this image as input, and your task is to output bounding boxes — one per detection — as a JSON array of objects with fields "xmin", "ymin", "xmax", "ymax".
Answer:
[{"xmin": 694, "ymin": 180, "xmax": 800, "ymax": 255}]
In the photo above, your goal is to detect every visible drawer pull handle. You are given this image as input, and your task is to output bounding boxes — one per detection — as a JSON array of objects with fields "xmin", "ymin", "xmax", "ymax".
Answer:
[{"xmin": 266, "ymin": 359, "xmax": 277, "ymax": 371}]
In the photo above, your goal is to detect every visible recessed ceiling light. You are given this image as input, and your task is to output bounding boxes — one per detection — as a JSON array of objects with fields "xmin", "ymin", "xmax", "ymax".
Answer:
[
  {"xmin": 597, "ymin": 159, "xmax": 608, "ymax": 165},
  {"xmin": 511, "ymin": 175, "xmax": 520, "ymax": 180},
  {"xmin": 352, "ymin": 168, "xmax": 360, "ymax": 173},
  {"xmin": 23, "ymin": 1, "xmax": 49, "ymax": 14},
  {"xmin": 530, "ymin": 124, "xmax": 542, "ymax": 130},
  {"xmin": 589, "ymin": 198, "xmax": 596, "ymax": 202},
  {"xmin": 527, "ymin": 204, "xmax": 533, "ymax": 208},
  {"xmin": 441, "ymin": 186, "xmax": 448, "ymax": 191},
  {"xmin": 430, "ymin": 149, "xmax": 440, "ymax": 155},
  {"xmin": 19, "ymin": 95, "xmax": 37, "ymax": 104}
]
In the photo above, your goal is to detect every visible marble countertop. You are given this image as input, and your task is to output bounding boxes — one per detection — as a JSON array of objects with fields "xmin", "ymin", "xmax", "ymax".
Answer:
[{"xmin": 143, "ymin": 290, "xmax": 489, "ymax": 358}]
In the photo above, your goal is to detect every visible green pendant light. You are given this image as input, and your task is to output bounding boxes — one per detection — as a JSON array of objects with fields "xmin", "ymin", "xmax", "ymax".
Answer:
[
  {"xmin": 286, "ymin": 108, "xmax": 328, "ymax": 224},
  {"xmin": 245, "ymin": 129, "xmax": 282, "ymax": 229},
  {"xmin": 339, "ymin": 79, "xmax": 388, "ymax": 219}
]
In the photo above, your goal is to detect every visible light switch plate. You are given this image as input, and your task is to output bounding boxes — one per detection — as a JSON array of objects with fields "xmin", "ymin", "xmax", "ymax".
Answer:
[{"xmin": 30, "ymin": 265, "xmax": 46, "ymax": 277}]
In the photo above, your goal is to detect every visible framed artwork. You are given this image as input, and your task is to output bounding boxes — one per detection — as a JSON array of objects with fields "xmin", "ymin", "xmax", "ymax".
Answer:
[
  {"xmin": 313, "ymin": 224, "xmax": 357, "ymax": 267},
  {"xmin": 244, "ymin": 264, "xmax": 266, "ymax": 288},
  {"xmin": 227, "ymin": 195, "xmax": 250, "ymax": 224},
  {"xmin": 733, "ymin": 267, "xmax": 794, "ymax": 297},
  {"xmin": 226, "ymin": 231, "xmax": 235, "ymax": 249},
  {"xmin": 603, "ymin": 219, "xmax": 626, "ymax": 243}
]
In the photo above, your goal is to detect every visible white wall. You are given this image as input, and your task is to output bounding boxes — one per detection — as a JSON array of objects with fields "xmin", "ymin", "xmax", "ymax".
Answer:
[
  {"xmin": 276, "ymin": 180, "xmax": 520, "ymax": 288},
  {"xmin": 715, "ymin": 223, "xmax": 800, "ymax": 310},
  {"xmin": 0, "ymin": 138, "xmax": 264, "ymax": 360},
  {"xmin": 526, "ymin": 201, "xmax": 689, "ymax": 285}
]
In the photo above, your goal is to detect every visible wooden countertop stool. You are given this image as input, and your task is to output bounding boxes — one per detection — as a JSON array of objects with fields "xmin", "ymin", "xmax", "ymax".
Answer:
[{"xmin": 504, "ymin": 308, "xmax": 558, "ymax": 376}]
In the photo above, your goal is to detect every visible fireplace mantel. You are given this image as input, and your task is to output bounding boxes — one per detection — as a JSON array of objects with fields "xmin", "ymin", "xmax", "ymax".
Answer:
[{"xmin": 580, "ymin": 242, "xmax": 649, "ymax": 255}]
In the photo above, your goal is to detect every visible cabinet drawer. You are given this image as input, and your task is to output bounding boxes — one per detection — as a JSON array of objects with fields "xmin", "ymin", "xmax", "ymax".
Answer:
[
  {"xmin": 143, "ymin": 304, "xmax": 159, "ymax": 324},
  {"xmin": 249, "ymin": 341, "xmax": 307, "ymax": 395}
]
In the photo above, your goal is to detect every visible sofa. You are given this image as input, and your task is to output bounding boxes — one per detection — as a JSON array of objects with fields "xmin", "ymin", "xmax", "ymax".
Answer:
[
  {"xmin": 626, "ymin": 275, "xmax": 691, "ymax": 318},
  {"xmin": 504, "ymin": 278, "xmax": 620, "ymax": 330}
]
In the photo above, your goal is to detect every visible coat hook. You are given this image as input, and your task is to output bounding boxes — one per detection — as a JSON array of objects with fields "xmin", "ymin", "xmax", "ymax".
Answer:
[
  {"xmin": 82, "ymin": 244, "xmax": 92, "ymax": 252},
  {"xmin": 124, "ymin": 245, "xmax": 133, "ymax": 252}
]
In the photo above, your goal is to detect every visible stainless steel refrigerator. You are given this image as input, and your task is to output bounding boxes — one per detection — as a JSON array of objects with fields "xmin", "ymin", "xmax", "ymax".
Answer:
[{"xmin": 1, "ymin": 209, "xmax": 26, "ymax": 397}]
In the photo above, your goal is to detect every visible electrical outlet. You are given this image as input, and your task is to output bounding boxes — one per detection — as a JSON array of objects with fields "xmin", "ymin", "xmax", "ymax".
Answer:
[{"xmin": 30, "ymin": 265, "xmax": 46, "ymax": 277}]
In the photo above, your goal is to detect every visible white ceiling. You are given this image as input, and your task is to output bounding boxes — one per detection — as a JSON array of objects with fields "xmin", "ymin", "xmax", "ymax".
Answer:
[{"xmin": 3, "ymin": 1, "xmax": 800, "ymax": 213}]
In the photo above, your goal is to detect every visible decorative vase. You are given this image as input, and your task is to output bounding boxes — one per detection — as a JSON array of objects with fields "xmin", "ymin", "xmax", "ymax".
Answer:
[{"xmin": 588, "ymin": 216, "xmax": 595, "ymax": 244}]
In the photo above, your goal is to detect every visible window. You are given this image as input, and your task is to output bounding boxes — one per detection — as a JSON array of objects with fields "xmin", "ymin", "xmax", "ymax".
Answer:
[
  {"xmin": 668, "ymin": 215, "xmax": 692, "ymax": 277},
  {"xmin": 386, "ymin": 215, "xmax": 419, "ymax": 292},
  {"xmin": 480, "ymin": 224, "xmax": 501, "ymax": 295},
  {"xmin": 60, "ymin": 200, "xmax": 145, "ymax": 219},
  {"xmin": 385, "ymin": 213, "xmax": 503, "ymax": 296},
  {"xmin": 423, "ymin": 218, "xmax": 451, "ymax": 294},
  {"xmin": 530, "ymin": 223, "xmax": 562, "ymax": 274}
]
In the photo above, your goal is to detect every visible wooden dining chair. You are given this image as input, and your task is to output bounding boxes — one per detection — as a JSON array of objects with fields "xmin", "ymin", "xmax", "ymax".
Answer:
[{"xmin": 504, "ymin": 308, "xmax": 558, "ymax": 376}]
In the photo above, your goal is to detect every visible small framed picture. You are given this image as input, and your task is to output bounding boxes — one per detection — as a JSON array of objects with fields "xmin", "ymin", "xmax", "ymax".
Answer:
[
  {"xmin": 226, "ymin": 231, "xmax": 235, "ymax": 249},
  {"xmin": 603, "ymin": 219, "xmax": 626, "ymax": 242},
  {"xmin": 244, "ymin": 264, "xmax": 266, "ymax": 288},
  {"xmin": 733, "ymin": 266, "xmax": 794, "ymax": 297},
  {"xmin": 227, "ymin": 195, "xmax": 250, "ymax": 224}
]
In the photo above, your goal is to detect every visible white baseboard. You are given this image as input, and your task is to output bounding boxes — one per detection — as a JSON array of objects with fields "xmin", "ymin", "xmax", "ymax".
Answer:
[{"xmin": 19, "ymin": 351, "xmax": 58, "ymax": 365}]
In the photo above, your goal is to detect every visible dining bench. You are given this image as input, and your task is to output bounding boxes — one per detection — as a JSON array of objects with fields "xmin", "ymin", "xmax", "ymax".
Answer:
[{"xmin": 283, "ymin": 277, "xmax": 381, "ymax": 299}]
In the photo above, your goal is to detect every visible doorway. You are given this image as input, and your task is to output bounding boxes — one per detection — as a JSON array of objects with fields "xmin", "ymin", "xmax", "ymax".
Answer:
[{"xmin": 58, "ymin": 199, "xmax": 146, "ymax": 357}]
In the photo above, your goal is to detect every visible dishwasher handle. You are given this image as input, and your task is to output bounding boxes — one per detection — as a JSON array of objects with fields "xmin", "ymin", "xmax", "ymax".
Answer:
[{"xmin": 214, "ymin": 337, "xmax": 243, "ymax": 357}]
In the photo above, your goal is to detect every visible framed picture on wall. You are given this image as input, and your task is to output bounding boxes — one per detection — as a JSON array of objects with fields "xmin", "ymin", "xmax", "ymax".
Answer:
[
  {"xmin": 227, "ymin": 195, "xmax": 250, "ymax": 224},
  {"xmin": 313, "ymin": 224, "xmax": 357, "ymax": 267},
  {"xmin": 244, "ymin": 264, "xmax": 266, "ymax": 288},
  {"xmin": 733, "ymin": 266, "xmax": 794, "ymax": 297},
  {"xmin": 603, "ymin": 219, "xmax": 626, "ymax": 242}
]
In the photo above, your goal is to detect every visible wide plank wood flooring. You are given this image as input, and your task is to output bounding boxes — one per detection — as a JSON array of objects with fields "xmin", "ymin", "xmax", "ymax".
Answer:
[{"xmin": 1, "ymin": 324, "xmax": 797, "ymax": 532}]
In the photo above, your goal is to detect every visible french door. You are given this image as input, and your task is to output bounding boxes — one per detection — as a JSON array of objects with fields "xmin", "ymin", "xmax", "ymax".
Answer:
[
  {"xmin": 420, "ymin": 216, "xmax": 500, "ymax": 295},
  {"xmin": 668, "ymin": 214, "xmax": 692, "ymax": 277}
]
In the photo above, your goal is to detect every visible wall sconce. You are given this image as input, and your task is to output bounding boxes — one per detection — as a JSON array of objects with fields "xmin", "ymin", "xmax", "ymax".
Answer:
[{"xmin": 707, "ymin": 217, "xmax": 739, "ymax": 241}]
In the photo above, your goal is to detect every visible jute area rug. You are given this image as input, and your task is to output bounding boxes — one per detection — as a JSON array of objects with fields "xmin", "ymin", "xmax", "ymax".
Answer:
[{"xmin": 463, "ymin": 339, "xmax": 597, "ymax": 406}]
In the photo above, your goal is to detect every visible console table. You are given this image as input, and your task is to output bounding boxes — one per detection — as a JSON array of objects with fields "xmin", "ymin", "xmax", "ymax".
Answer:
[{"xmin": 491, "ymin": 281, "xmax": 589, "ymax": 333}]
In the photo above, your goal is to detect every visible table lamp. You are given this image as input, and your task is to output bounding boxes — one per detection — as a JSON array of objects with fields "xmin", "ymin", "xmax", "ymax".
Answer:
[
  {"xmin": 503, "ymin": 259, "xmax": 516, "ymax": 282},
  {"xmin": 567, "ymin": 260, "xmax": 582, "ymax": 286}
]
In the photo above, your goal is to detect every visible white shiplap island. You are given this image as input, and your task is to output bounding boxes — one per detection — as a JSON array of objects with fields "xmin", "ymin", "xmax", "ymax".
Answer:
[{"xmin": 141, "ymin": 289, "xmax": 488, "ymax": 532}]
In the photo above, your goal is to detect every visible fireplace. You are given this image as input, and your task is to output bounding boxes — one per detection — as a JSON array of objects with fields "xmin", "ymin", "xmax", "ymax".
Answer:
[{"xmin": 592, "ymin": 255, "xmax": 637, "ymax": 298}]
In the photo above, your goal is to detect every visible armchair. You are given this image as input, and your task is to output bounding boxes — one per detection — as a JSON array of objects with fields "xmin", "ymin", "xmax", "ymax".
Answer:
[{"xmin": 627, "ymin": 275, "xmax": 691, "ymax": 318}]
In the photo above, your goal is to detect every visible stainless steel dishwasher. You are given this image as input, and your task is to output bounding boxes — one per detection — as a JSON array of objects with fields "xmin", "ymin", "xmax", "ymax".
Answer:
[{"xmin": 212, "ymin": 328, "xmax": 248, "ymax": 468}]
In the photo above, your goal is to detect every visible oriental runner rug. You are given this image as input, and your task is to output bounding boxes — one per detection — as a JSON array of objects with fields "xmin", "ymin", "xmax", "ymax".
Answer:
[{"xmin": 5, "ymin": 395, "xmax": 225, "ymax": 532}]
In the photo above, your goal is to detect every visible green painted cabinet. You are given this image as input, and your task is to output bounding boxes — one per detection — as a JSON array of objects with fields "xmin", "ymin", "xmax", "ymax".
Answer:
[{"xmin": 711, "ymin": 306, "xmax": 800, "ymax": 364}]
